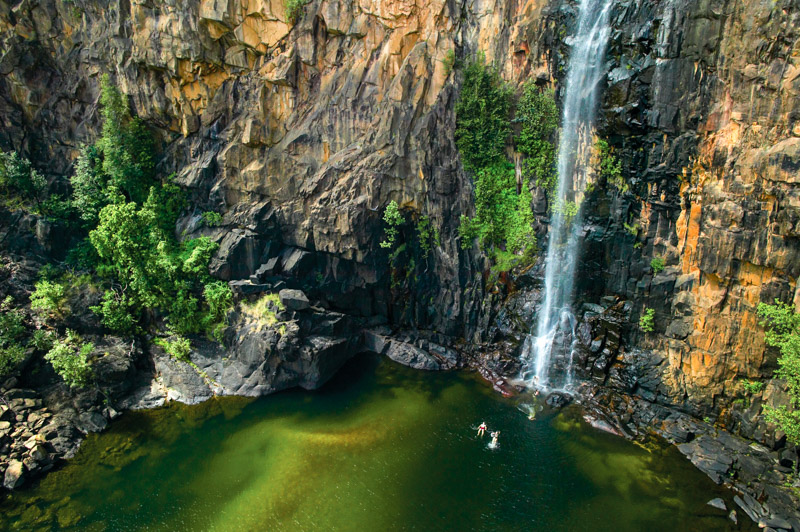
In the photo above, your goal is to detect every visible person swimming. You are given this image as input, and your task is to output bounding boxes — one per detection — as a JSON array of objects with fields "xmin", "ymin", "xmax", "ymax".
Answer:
[
  {"xmin": 477, "ymin": 422, "xmax": 487, "ymax": 437},
  {"xmin": 490, "ymin": 431, "xmax": 500, "ymax": 446}
]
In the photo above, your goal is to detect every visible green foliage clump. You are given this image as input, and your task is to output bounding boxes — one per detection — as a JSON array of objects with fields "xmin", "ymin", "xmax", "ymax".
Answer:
[
  {"xmin": 203, "ymin": 281, "xmax": 233, "ymax": 342},
  {"xmin": 442, "ymin": 49, "xmax": 456, "ymax": 77},
  {"xmin": 30, "ymin": 329, "xmax": 56, "ymax": 352},
  {"xmin": 380, "ymin": 200, "xmax": 404, "ymax": 250},
  {"xmin": 593, "ymin": 139, "xmax": 627, "ymax": 194},
  {"xmin": 285, "ymin": 0, "xmax": 306, "ymax": 24},
  {"xmin": 45, "ymin": 330, "xmax": 93, "ymax": 388},
  {"xmin": 639, "ymin": 307, "xmax": 655, "ymax": 333},
  {"xmin": 243, "ymin": 293, "xmax": 284, "ymax": 327},
  {"xmin": 30, "ymin": 279, "xmax": 69, "ymax": 318},
  {"xmin": 0, "ymin": 297, "xmax": 27, "ymax": 379},
  {"xmin": 623, "ymin": 222, "xmax": 639, "ymax": 237},
  {"xmin": 515, "ymin": 83, "xmax": 558, "ymax": 192},
  {"xmin": 201, "ymin": 211, "xmax": 223, "ymax": 227},
  {"xmin": 650, "ymin": 257, "xmax": 665, "ymax": 274},
  {"xmin": 552, "ymin": 198, "xmax": 579, "ymax": 219},
  {"xmin": 455, "ymin": 54, "xmax": 513, "ymax": 172},
  {"xmin": 154, "ymin": 336, "xmax": 192, "ymax": 362},
  {"xmin": 758, "ymin": 300, "xmax": 800, "ymax": 444},
  {"xmin": 458, "ymin": 163, "xmax": 536, "ymax": 258},
  {"xmin": 742, "ymin": 379, "xmax": 764, "ymax": 395},
  {"xmin": 0, "ymin": 151, "xmax": 47, "ymax": 209},
  {"xmin": 71, "ymin": 74, "xmax": 156, "ymax": 228},
  {"xmin": 416, "ymin": 215, "xmax": 440, "ymax": 259}
]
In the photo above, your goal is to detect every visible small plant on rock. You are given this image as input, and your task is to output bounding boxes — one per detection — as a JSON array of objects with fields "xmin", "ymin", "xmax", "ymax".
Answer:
[
  {"xmin": 285, "ymin": 0, "xmax": 306, "ymax": 24},
  {"xmin": 30, "ymin": 279, "xmax": 69, "ymax": 318},
  {"xmin": 201, "ymin": 211, "xmax": 223, "ymax": 227},
  {"xmin": 380, "ymin": 200, "xmax": 404, "ymax": 250},
  {"xmin": 639, "ymin": 307, "xmax": 655, "ymax": 333},
  {"xmin": 155, "ymin": 336, "xmax": 192, "ymax": 362},
  {"xmin": 742, "ymin": 379, "xmax": 764, "ymax": 395},
  {"xmin": 650, "ymin": 257, "xmax": 665, "ymax": 274},
  {"xmin": 46, "ymin": 330, "xmax": 93, "ymax": 388}
]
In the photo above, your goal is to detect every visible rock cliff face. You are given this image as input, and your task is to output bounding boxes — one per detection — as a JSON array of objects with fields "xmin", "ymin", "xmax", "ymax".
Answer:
[{"xmin": 1, "ymin": 0, "xmax": 799, "ymax": 507}]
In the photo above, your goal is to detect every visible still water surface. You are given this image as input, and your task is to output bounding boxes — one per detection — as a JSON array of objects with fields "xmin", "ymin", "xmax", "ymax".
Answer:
[{"xmin": 1, "ymin": 354, "xmax": 752, "ymax": 531}]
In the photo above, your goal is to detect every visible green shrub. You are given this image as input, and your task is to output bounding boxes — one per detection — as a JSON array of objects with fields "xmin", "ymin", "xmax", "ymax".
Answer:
[
  {"xmin": 45, "ymin": 330, "xmax": 93, "ymax": 388},
  {"xmin": 154, "ymin": 336, "xmax": 192, "ymax": 362},
  {"xmin": 0, "ymin": 345, "xmax": 26, "ymax": 380},
  {"xmin": 455, "ymin": 54, "xmax": 512, "ymax": 172},
  {"xmin": 742, "ymin": 379, "xmax": 764, "ymax": 395},
  {"xmin": 650, "ymin": 257, "xmax": 665, "ymax": 274},
  {"xmin": 0, "ymin": 151, "xmax": 47, "ymax": 208},
  {"xmin": 639, "ymin": 308, "xmax": 655, "ymax": 333},
  {"xmin": 442, "ymin": 49, "xmax": 456, "ymax": 77},
  {"xmin": 758, "ymin": 300, "xmax": 800, "ymax": 444},
  {"xmin": 30, "ymin": 279, "xmax": 69, "ymax": 318},
  {"xmin": 30, "ymin": 329, "xmax": 55, "ymax": 352},
  {"xmin": 623, "ymin": 222, "xmax": 639, "ymax": 236},
  {"xmin": 285, "ymin": 0, "xmax": 306, "ymax": 24},
  {"xmin": 203, "ymin": 281, "xmax": 233, "ymax": 342},
  {"xmin": 416, "ymin": 215, "xmax": 440, "ymax": 259},
  {"xmin": 0, "ymin": 297, "xmax": 26, "ymax": 346},
  {"xmin": 201, "ymin": 211, "xmax": 223, "ymax": 227},
  {"xmin": 380, "ymin": 200, "xmax": 404, "ymax": 250},
  {"xmin": 552, "ymin": 198, "xmax": 579, "ymax": 219},
  {"xmin": 593, "ymin": 139, "xmax": 626, "ymax": 193},
  {"xmin": 92, "ymin": 290, "xmax": 137, "ymax": 334}
]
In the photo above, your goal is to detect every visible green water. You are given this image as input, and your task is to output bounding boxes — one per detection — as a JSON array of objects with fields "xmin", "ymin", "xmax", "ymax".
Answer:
[{"xmin": 1, "ymin": 354, "xmax": 752, "ymax": 531}]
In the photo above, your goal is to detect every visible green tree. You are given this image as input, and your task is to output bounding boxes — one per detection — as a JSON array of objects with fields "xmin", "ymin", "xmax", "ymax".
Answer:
[
  {"xmin": 455, "ymin": 54, "xmax": 512, "ymax": 172},
  {"xmin": 70, "ymin": 75, "xmax": 156, "ymax": 227},
  {"xmin": 515, "ymin": 83, "xmax": 558, "ymax": 192},
  {"xmin": 45, "ymin": 330, "xmax": 93, "ymax": 388},
  {"xmin": 0, "ymin": 151, "xmax": 47, "ymax": 208},
  {"xmin": 758, "ymin": 300, "xmax": 800, "ymax": 444}
]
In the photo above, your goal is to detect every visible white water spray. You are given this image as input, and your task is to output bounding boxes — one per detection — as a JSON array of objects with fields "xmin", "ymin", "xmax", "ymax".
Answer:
[{"xmin": 521, "ymin": 0, "xmax": 613, "ymax": 391}]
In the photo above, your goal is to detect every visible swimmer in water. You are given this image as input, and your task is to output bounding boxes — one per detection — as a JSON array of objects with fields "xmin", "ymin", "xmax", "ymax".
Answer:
[
  {"xmin": 490, "ymin": 431, "xmax": 500, "ymax": 446},
  {"xmin": 528, "ymin": 409, "xmax": 536, "ymax": 421},
  {"xmin": 477, "ymin": 422, "xmax": 487, "ymax": 437}
]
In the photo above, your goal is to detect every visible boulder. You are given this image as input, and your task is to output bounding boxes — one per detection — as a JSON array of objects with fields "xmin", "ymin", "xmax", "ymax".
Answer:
[
  {"xmin": 707, "ymin": 498, "xmax": 726, "ymax": 511},
  {"xmin": 3, "ymin": 460, "xmax": 25, "ymax": 489},
  {"xmin": 545, "ymin": 392, "xmax": 572, "ymax": 409},
  {"xmin": 384, "ymin": 340, "xmax": 440, "ymax": 371},
  {"xmin": 279, "ymin": 289, "xmax": 310, "ymax": 311}
]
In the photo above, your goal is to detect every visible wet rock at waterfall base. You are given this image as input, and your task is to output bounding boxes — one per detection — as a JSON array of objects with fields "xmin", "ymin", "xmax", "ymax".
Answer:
[{"xmin": 545, "ymin": 392, "xmax": 572, "ymax": 409}]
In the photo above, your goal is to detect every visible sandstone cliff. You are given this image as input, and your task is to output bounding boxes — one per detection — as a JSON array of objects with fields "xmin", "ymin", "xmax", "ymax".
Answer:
[{"xmin": 1, "ymin": 0, "xmax": 799, "ymax": 512}]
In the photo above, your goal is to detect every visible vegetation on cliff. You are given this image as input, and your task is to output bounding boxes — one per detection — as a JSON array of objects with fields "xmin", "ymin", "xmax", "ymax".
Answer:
[
  {"xmin": 758, "ymin": 300, "xmax": 800, "ymax": 445},
  {"xmin": 0, "ymin": 76, "xmax": 233, "ymax": 386},
  {"xmin": 455, "ymin": 56, "xmax": 555, "ymax": 271}
]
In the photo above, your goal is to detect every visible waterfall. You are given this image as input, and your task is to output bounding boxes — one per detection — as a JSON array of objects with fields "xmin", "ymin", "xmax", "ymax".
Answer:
[{"xmin": 520, "ymin": 0, "xmax": 613, "ymax": 391}]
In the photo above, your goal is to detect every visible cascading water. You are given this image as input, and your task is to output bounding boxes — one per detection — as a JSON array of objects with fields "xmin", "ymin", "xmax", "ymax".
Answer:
[{"xmin": 521, "ymin": 0, "xmax": 613, "ymax": 391}]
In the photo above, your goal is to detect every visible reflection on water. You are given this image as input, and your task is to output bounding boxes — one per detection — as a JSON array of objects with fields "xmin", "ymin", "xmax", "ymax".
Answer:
[{"xmin": 1, "ymin": 354, "xmax": 752, "ymax": 531}]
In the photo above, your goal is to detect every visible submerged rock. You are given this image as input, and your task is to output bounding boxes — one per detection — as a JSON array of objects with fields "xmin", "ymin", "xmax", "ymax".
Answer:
[{"xmin": 707, "ymin": 498, "xmax": 726, "ymax": 511}]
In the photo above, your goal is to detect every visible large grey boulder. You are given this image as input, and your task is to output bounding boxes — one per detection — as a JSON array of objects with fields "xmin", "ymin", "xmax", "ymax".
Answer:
[{"xmin": 279, "ymin": 289, "xmax": 310, "ymax": 311}]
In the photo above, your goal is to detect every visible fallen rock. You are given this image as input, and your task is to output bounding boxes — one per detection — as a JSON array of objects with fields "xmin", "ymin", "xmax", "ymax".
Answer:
[
  {"xmin": 3, "ymin": 460, "xmax": 24, "ymax": 489},
  {"xmin": 279, "ymin": 289, "xmax": 310, "ymax": 311},
  {"xmin": 707, "ymin": 498, "xmax": 727, "ymax": 511},
  {"xmin": 384, "ymin": 340, "xmax": 440, "ymax": 371}
]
